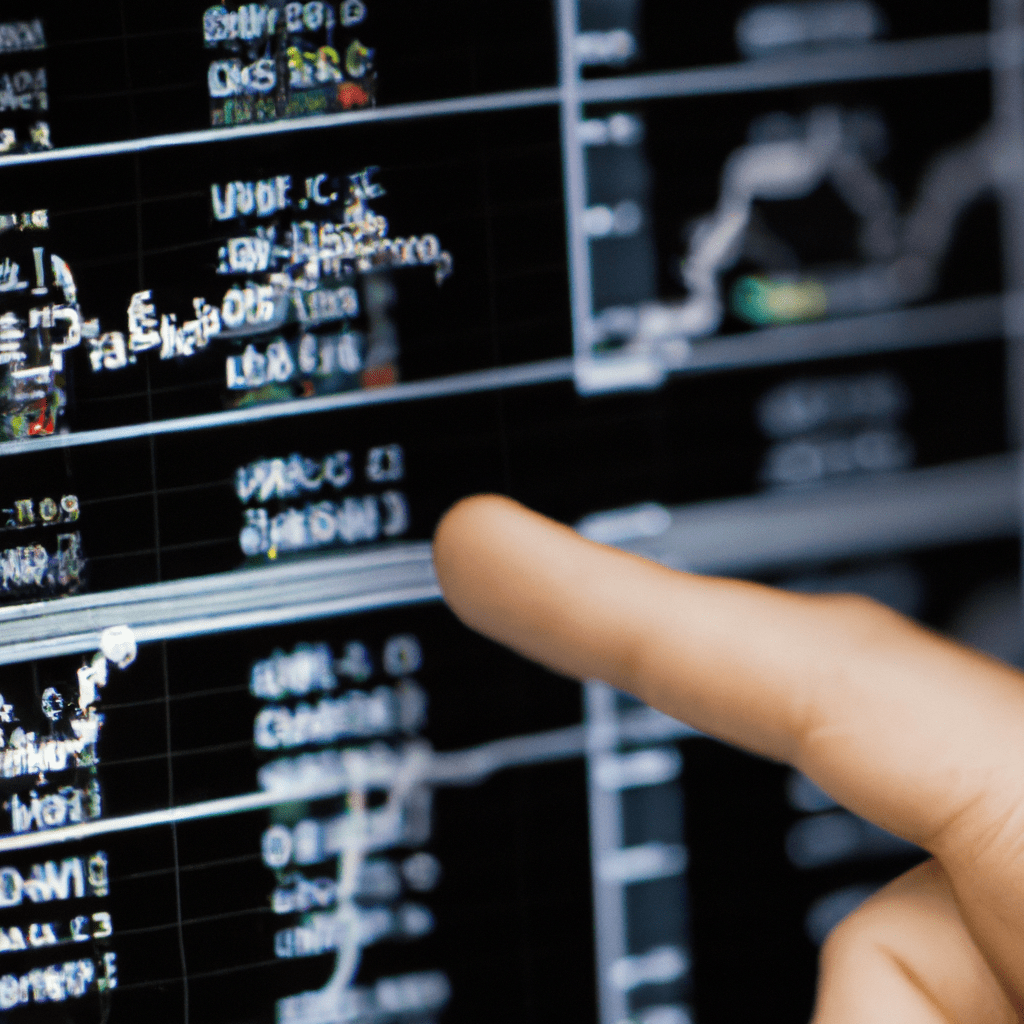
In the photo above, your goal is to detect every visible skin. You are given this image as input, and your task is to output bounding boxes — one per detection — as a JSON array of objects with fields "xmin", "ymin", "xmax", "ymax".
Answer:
[{"xmin": 432, "ymin": 494, "xmax": 1024, "ymax": 1023}]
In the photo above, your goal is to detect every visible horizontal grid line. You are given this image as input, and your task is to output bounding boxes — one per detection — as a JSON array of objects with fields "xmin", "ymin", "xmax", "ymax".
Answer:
[
  {"xmin": 0, "ymin": 32, "xmax": 1002, "ymax": 171},
  {"xmin": 578, "ymin": 30, "xmax": 993, "ymax": 104},
  {"xmin": 0, "ymin": 359, "xmax": 576, "ymax": 457},
  {"xmin": 0, "ymin": 86, "xmax": 565, "ymax": 167},
  {"xmin": 114, "ymin": 956, "xmax": 283, "ymax": 992},
  {"xmin": 178, "ymin": 853, "xmax": 264, "ymax": 874},
  {"xmin": 0, "ymin": 292, "xmax": 1005, "ymax": 458},
  {"xmin": 97, "ymin": 736, "xmax": 252, "ymax": 769},
  {"xmin": 94, "ymin": 903, "xmax": 287, "ymax": 940},
  {"xmin": 0, "ymin": 720, "xmax": 599, "ymax": 854},
  {"xmin": 105, "ymin": 686, "xmax": 249, "ymax": 710},
  {"xmin": 118, "ymin": 853, "xmax": 262, "ymax": 884}
]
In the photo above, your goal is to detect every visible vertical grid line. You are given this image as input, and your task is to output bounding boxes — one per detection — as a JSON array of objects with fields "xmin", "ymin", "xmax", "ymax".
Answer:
[
  {"xmin": 584, "ymin": 681, "xmax": 629, "ymax": 1024},
  {"xmin": 162, "ymin": 639, "xmax": 190, "ymax": 1024},
  {"xmin": 557, "ymin": 0, "xmax": 596, "ymax": 386},
  {"xmin": 116, "ymin": 4, "xmax": 184, "ymax": 1010},
  {"xmin": 116, "ymin": 3, "xmax": 162, "ymax": 587}
]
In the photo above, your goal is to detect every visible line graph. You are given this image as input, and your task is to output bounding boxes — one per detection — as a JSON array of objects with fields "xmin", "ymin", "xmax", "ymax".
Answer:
[
  {"xmin": 0, "ymin": 707, "xmax": 696, "ymax": 858},
  {"xmin": 634, "ymin": 106, "xmax": 999, "ymax": 351},
  {"xmin": 575, "ymin": 95, "xmax": 1004, "ymax": 392},
  {"xmin": 0, "ymin": 698, "xmax": 695, "ymax": 1024}
]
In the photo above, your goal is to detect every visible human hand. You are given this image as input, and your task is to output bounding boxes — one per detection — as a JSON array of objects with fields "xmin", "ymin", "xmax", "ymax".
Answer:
[{"xmin": 432, "ymin": 494, "xmax": 1024, "ymax": 1023}]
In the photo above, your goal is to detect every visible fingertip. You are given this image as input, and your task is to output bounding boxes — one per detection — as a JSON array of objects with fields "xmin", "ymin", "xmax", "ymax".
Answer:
[
  {"xmin": 431, "ymin": 495, "xmax": 659, "ymax": 687},
  {"xmin": 432, "ymin": 493, "xmax": 522, "ymax": 617},
  {"xmin": 432, "ymin": 492, "xmax": 515, "ymax": 565},
  {"xmin": 433, "ymin": 493, "xmax": 516, "ymax": 553}
]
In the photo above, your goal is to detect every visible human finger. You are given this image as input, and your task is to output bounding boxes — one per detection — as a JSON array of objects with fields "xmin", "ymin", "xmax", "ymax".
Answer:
[
  {"xmin": 432, "ymin": 495, "xmax": 1024, "ymax": 844},
  {"xmin": 812, "ymin": 860, "xmax": 1015, "ymax": 1024},
  {"xmin": 432, "ymin": 494, "xmax": 1024, "ymax": 1002}
]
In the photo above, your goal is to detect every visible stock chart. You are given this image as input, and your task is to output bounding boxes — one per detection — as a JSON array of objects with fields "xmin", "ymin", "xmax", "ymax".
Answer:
[{"xmin": 0, "ymin": 2, "xmax": 1015, "ymax": 1023}]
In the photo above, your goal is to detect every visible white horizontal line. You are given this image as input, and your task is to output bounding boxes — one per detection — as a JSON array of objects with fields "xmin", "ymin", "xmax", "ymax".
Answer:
[
  {"xmin": 128, "ymin": 584, "xmax": 444, "ymax": 646},
  {"xmin": 613, "ymin": 453, "xmax": 1021, "ymax": 575},
  {"xmin": 0, "ymin": 711, "xmax": 698, "ymax": 854},
  {"xmin": 0, "ymin": 86, "xmax": 564, "ymax": 167},
  {"xmin": 0, "ymin": 585, "xmax": 441, "ymax": 663},
  {"xmin": 0, "ymin": 293, "xmax": 1002, "ymax": 458},
  {"xmin": 679, "ymin": 294, "xmax": 1002, "ymax": 374},
  {"xmin": 0, "ymin": 785, "xmax": 338, "ymax": 854},
  {"xmin": 0, "ymin": 452, "xmax": 1016, "ymax": 664},
  {"xmin": 0, "ymin": 546, "xmax": 441, "ymax": 664},
  {"xmin": 579, "ymin": 32, "xmax": 992, "ymax": 105},
  {"xmin": 430, "ymin": 723, "xmax": 587, "ymax": 783},
  {"xmin": 0, "ymin": 542, "xmax": 434, "ymax": 622},
  {"xmin": 0, "ymin": 33, "xmax": 998, "ymax": 169},
  {"xmin": 598, "ymin": 842, "xmax": 687, "ymax": 883},
  {"xmin": 0, "ymin": 358, "xmax": 574, "ymax": 457}
]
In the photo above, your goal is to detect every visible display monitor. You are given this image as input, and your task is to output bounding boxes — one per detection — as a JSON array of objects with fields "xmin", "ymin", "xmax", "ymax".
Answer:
[{"xmin": 0, "ymin": 3, "xmax": 1014, "ymax": 1022}]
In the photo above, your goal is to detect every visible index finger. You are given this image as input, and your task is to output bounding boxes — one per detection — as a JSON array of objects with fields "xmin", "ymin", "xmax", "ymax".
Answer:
[
  {"xmin": 432, "ymin": 495, "xmax": 1024, "ymax": 993},
  {"xmin": 434, "ymin": 494, "xmax": 1024, "ymax": 842}
]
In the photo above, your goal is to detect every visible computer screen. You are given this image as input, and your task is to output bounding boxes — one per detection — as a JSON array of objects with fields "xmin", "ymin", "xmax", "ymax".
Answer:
[{"xmin": 0, "ymin": 2, "xmax": 1014, "ymax": 1022}]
